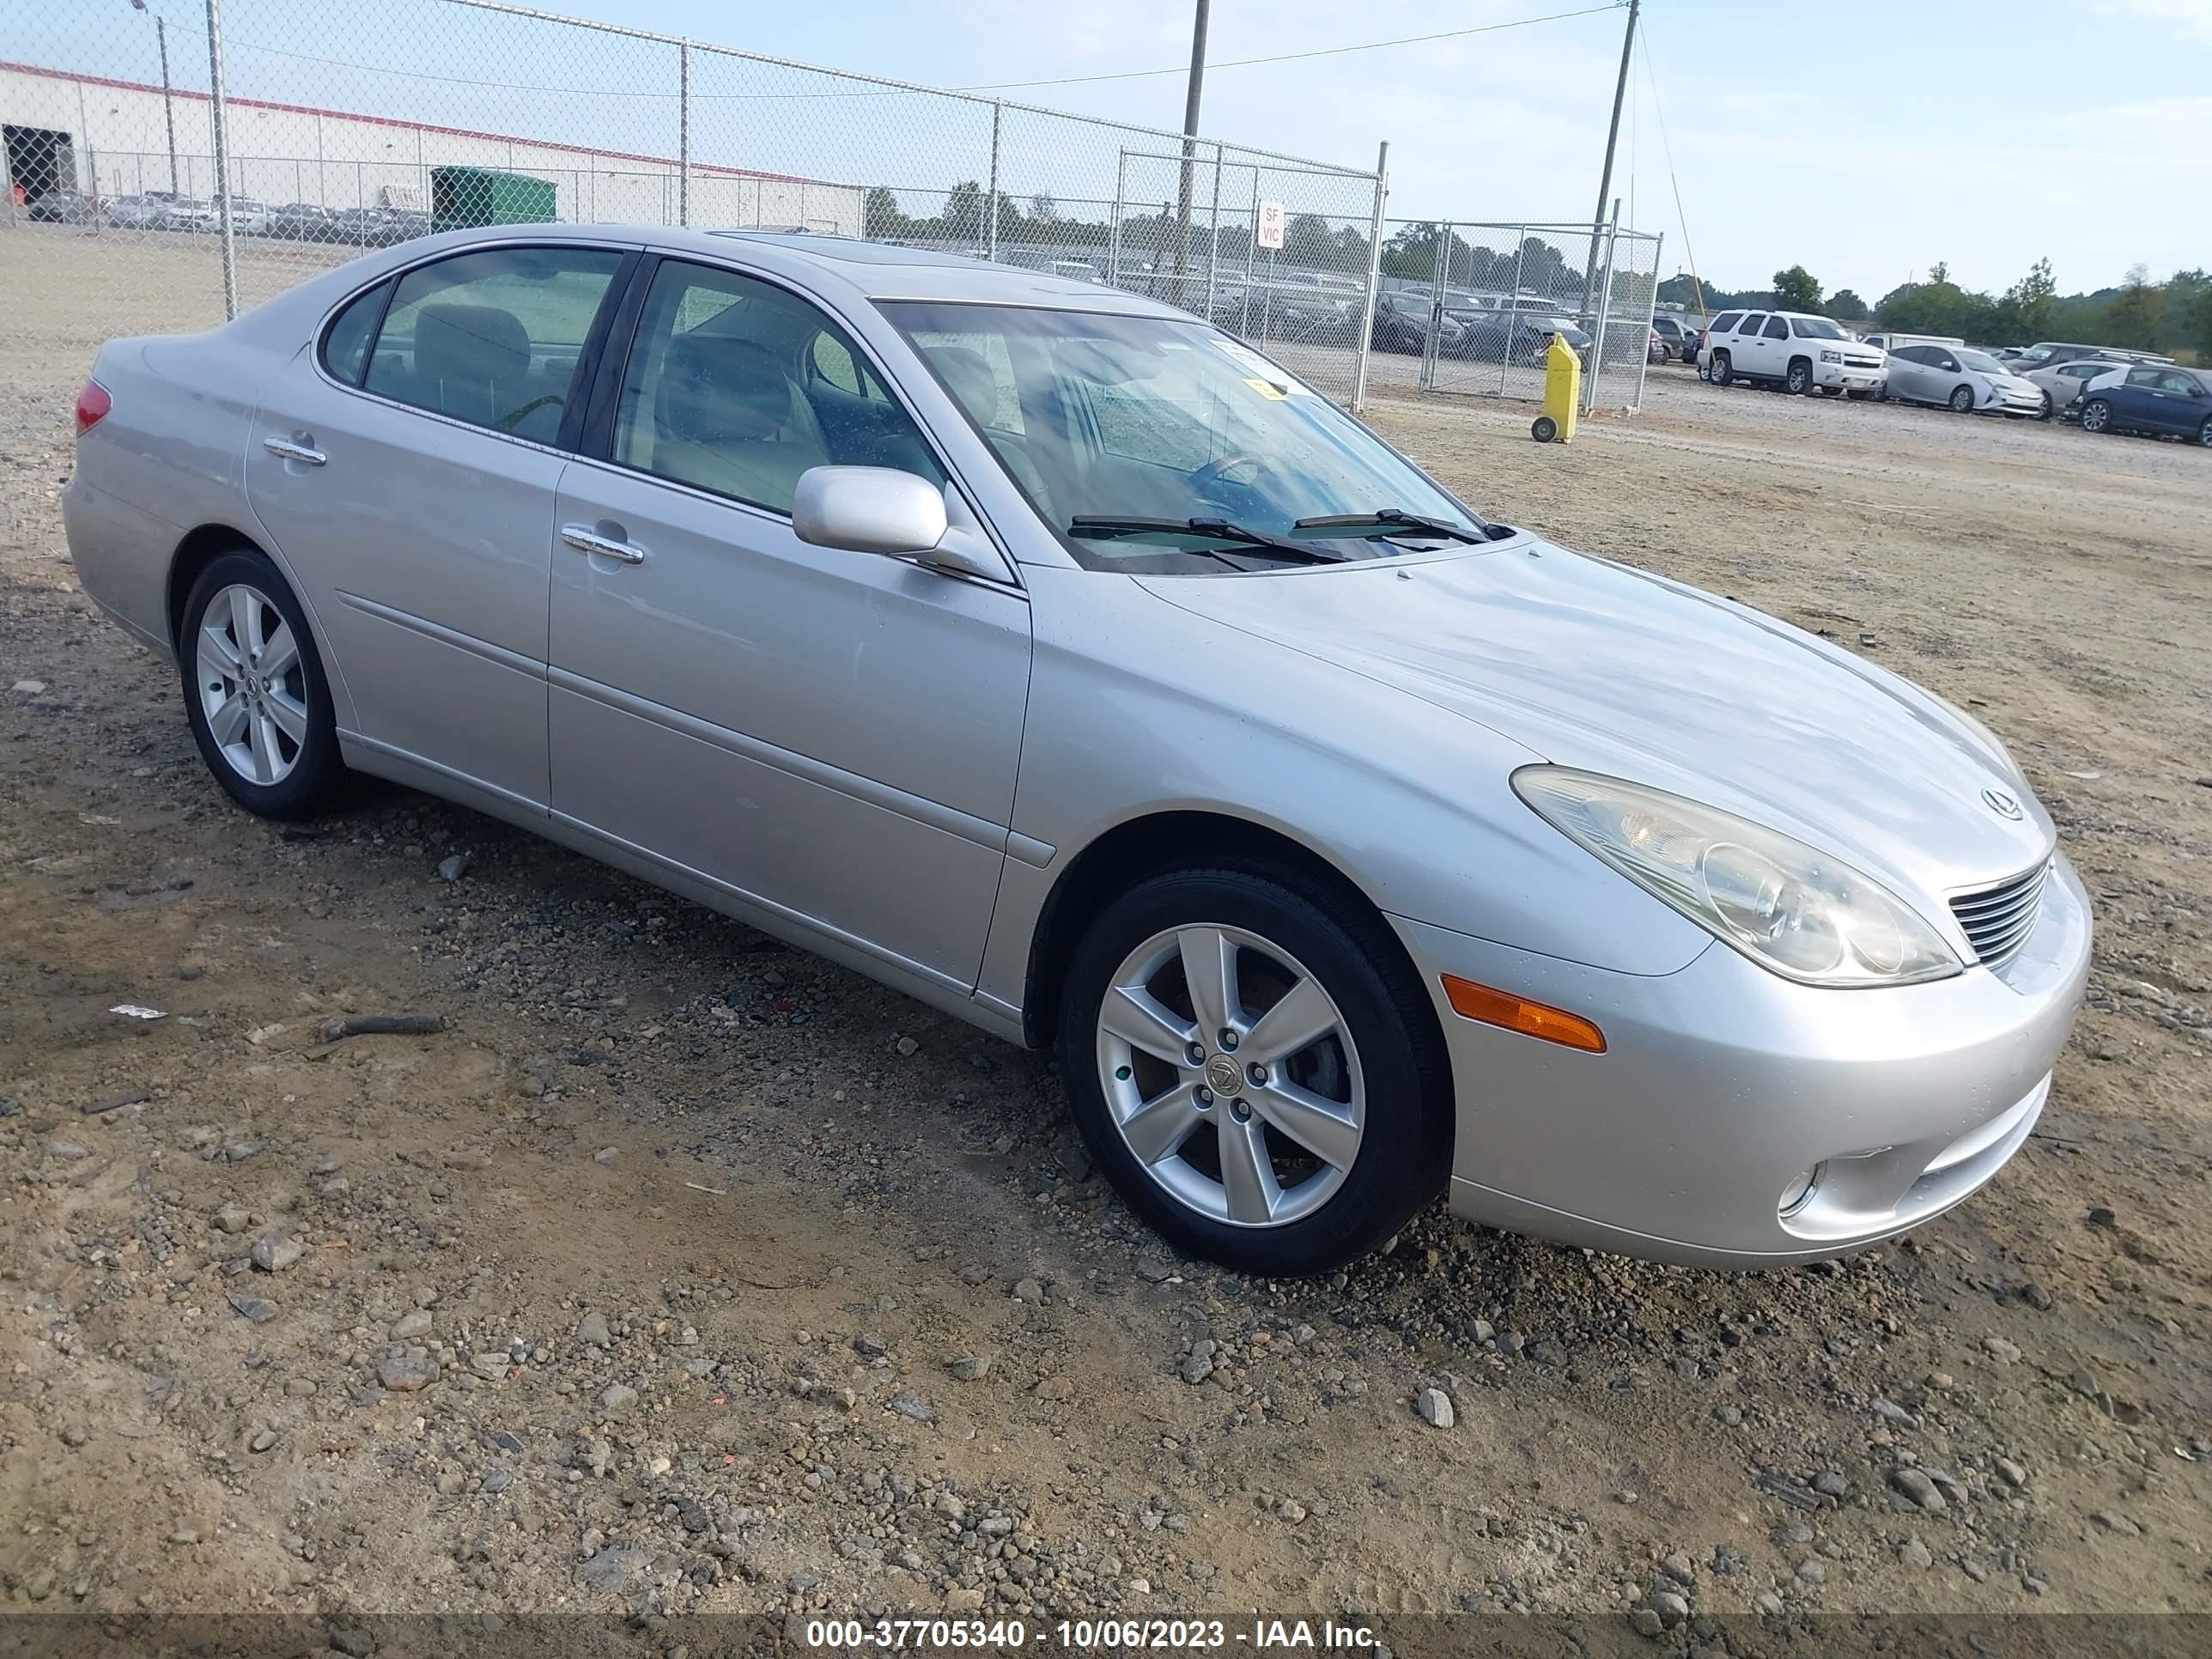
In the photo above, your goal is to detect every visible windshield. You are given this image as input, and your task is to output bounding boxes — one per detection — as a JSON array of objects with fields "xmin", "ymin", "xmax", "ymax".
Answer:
[
  {"xmin": 1790, "ymin": 317, "xmax": 1846, "ymax": 339},
  {"xmin": 883, "ymin": 302, "xmax": 1482, "ymax": 572},
  {"xmin": 1955, "ymin": 348, "xmax": 2006, "ymax": 374}
]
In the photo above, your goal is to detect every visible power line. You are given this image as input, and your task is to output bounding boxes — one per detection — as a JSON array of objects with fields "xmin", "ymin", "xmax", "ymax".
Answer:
[
  {"xmin": 209, "ymin": 4, "xmax": 1620, "ymax": 102},
  {"xmin": 962, "ymin": 5, "xmax": 1624, "ymax": 91}
]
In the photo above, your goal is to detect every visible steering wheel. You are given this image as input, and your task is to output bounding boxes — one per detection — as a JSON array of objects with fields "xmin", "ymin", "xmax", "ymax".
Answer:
[{"xmin": 1190, "ymin": 452, "xmax": 1279, "ymax": 506}]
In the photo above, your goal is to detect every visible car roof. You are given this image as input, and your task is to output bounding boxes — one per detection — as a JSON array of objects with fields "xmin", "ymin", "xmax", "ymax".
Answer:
[{"xmin": 409, "ymin": 222, "xmax": 1195, "ymax": 318}]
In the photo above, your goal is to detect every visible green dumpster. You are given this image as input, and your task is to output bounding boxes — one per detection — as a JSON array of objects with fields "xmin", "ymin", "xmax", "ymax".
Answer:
[{"xmin": 430, "ymin": 167, "xmax": 557, "ymax": 234}]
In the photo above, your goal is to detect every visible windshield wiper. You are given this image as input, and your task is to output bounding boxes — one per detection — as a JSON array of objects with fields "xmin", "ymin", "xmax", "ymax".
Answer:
[
  {"xmin": 1068, "ymin": 516, "xmax": 1350, "ymax": 565},
  {"xmin": 1291, "ymin": 508, "xmax": 1491, "ymax": 545}
]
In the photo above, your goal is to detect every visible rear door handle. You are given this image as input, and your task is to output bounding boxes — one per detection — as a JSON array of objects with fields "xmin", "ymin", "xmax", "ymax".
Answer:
[
  {"xmin": 561, "ymin": 524, "xmax": 647, "ymax": 565},
  {"xmin": 263, "ymin": 436, "xmax": 325, "ymax": 465}
]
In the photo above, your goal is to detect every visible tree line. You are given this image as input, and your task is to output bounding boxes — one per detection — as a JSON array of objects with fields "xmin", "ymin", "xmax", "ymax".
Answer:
[{"xmin": 1659, "ymin": 260, "xmax": 2212, "ymax": 359}]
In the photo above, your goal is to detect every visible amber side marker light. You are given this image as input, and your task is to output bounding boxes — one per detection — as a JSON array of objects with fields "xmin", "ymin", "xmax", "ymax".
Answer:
[{"xmin": 1441, "ymin": 975, "xmax": 1607, "ymax": 1054}]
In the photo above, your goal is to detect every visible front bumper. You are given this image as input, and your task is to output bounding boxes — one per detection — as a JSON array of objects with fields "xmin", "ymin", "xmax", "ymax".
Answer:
[
  {"xmin": 1816, "ymin": 362, "xmax": 1887, "ymax": 391},
  {"xmin": 1391, "ymin": 851, "xmax": 2091, "ymax": 1268}
]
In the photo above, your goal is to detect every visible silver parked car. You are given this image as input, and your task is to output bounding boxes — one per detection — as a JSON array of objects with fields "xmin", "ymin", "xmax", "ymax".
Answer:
[
  {"xmin": 63, "ymin": 226, "xmax": 2090, "ymax": 1275},
  {"xmin": 1884, "ymin": 343, "xmax": 2045, "ymax": 416}
]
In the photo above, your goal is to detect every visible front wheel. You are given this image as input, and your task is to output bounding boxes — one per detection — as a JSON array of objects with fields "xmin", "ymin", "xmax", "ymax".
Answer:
[
  {"xmin": 1058, "ymin": 866, "xmax": 1450, "ymax": 1277},
  {"xmin": 179, "ymin": 549, "xmax": 346, "ymax": 818},
  {"xmin": 2080, "ymin": 398, "xmax": 2112, "ymax": 434},
  {"xmin": 1948, "ymin": 385, "xmax": 1977, "ymax": 413},
  {"xmin": 1710, "ymin": 353, "xmax": 1734, "ymax": 387},
  {"xmin": 1786, "ymin": 359, "xmax": 1814, "ymax": 395},
  {"xmin": 2197, "ymin": 416, "xmax": 2212, "ymax": 448}
]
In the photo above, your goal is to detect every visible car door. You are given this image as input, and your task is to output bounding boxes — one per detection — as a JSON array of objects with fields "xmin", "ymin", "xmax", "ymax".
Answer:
[
  {"xmin": 2145, "ymin": 369, "xmax": 2209, "ymax": 434},
  {"xmin": 1753, "ymin": 313, "xmax": 1793, "ymax": 378},
  {"xmin": 1726, "ymin": 313, "xmax": 1765, "ymax": 374},
  {"xmin": 1889, "ymin": 345, "xmax": 1934, "ymax": 402},
  {"xmin": 2103, "ymin": 367, "xmax": 2165, "ymax": 431},
  {"xmin": 544, "ymin": 253, "xmax": 1031, "ymax": 990},
  {"xmin": 246, "ymin": 240, "xmax": 632, "ymax": 808}
]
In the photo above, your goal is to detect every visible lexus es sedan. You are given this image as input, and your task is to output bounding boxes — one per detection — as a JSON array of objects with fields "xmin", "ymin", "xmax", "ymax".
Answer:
[{"xmin": 63, "ymin": 226, "xmax": 2090, "ymax": 1276}]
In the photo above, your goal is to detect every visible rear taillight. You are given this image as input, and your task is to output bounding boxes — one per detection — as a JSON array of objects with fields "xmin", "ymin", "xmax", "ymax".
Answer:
[{"xmin": 76, "ymin": 380, "xmax": 112, "ymax": 434}]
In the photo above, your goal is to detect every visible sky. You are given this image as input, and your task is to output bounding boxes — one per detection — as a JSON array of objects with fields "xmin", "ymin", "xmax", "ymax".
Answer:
[
  {"xmin": 36, "ymin": 0, "xmax": 2210, "ymax": 297},
  {"xmin": 608, "ymin": 0, "xmax": 2212, "ymax": 299}
]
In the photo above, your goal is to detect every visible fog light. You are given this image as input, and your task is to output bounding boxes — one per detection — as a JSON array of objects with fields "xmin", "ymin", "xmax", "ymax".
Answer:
[{"xmin": 1778, "ymin": 1163, "xmax": 1826, "ymax": 1218}]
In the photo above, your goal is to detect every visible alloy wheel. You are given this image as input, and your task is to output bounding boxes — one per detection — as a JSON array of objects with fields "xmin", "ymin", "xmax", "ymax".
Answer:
[
  {"xmin": 196, "ymin": 583, "xmax": 309, "ymax": 786},
  {"xmin": 2081, "ymin": 400, "xmax": 2111, "ymax": 433},
  {"xmin": 1094, "ymin": 924, "xmax": 1364, "ymax": 1229}
]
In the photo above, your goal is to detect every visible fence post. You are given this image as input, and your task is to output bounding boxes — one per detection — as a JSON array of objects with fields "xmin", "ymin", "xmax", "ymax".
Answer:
[
  {"xmin": 986, "ymin": 101, "xmax": 1002, "ymax": 263},
  {"xmin": 1350, "ymin": 140, "xmax": 1389, "ymax": 414},
  {"xmin": 204, "ymin": 0, "xmax": 239, "ymax": 320},
  {"xmin": 1633, "ymin": 231, "xmax": 1662, "ymax": 410},
  {"xmin": 1108, "ymin": 149, "xmax": 1125, "ymax": 288},
  {"xmin": 1420, "ymin": 219, "xmax": 1449, "ymax": 392},
  {"xmin": 677, "ymin": 40, "xmax": 692, "ymax": 228},
  {"xmin": 1501, "ymin": 229, "xmax": 1527, "ymax": 396},
  {"xmin": 1584, "ymin": 198, "xmax": 1621, "ymax": 415},
  {"xmin": 1241, "ymin": 167, "xmax": 1257, "ymax": 335},
  {"xmin": 1202, "ymin": 143, "xmax": 1223, "ymax": 316}
]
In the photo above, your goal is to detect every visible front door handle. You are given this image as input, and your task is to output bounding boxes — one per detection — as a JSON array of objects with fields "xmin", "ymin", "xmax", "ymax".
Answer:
[
  {"xmin": 263, "ymin": 435, "xmax": 325, "ymax": 465},
  {"xmin": 560, "ymin": 524, "xmax": 647, "ymax": 565}
]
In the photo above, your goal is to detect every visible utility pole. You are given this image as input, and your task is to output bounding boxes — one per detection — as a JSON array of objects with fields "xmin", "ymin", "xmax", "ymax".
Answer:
[
  {"xmin": 1578, "ymin": 0, "xmax": 1638, "ymax": 324},
  {"xmin": 131, "ymin": 0, "xmax": 179, "ymax": 194},
  {"xmin": 1173, "ymin": 0, "xmax": 1211, "ymax": 310}
]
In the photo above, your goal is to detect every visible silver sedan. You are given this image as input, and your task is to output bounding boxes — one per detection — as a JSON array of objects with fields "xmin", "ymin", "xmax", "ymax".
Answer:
[{"xmin": 62, "ymin": 226, "xmax": 2090, "ymax": 1275}]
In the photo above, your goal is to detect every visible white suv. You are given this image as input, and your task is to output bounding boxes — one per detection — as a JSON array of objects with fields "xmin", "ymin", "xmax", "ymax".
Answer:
[{"xmin": 1699, "ymin": 309, "xmax": 1887, "ymax": 397}]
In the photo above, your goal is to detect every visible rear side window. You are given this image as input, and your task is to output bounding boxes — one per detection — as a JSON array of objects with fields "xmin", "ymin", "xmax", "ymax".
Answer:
[
  {"xmin": 362, "ymin": 246, "xmax": 625, "ymax": 443},
  {"xmin": 1710, "ymin": 312, "xmax": 1741, "ymax": 334},
  {"xmin": 320, "ymin": 280, "xmax": 389, "ymax": 387}
]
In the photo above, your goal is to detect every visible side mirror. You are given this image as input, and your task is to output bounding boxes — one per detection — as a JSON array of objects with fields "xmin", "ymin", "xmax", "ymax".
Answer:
[
  {"xmin": 793, "ymin": 465, "xmax": 947, "ymax": 557},
  {"xmin": 792, "ymin": 466, "xmax": 1010, "ymax": 583}
]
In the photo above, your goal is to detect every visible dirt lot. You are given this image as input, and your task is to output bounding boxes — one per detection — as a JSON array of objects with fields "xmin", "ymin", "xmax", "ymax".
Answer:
[{"xmin": 3, "ymin": 226, "xmax": 2211, "ymax": 1639}]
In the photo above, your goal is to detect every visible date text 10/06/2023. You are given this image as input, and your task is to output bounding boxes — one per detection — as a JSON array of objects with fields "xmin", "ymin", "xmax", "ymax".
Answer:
[{"xmin": 803, "ymin": 1618, "xmax": 1382, "ymax": 1650}]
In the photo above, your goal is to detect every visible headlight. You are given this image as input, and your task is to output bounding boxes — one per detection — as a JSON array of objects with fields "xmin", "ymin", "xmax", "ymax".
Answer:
[
  {"xmin": 1820, "ymin": 349, "xmax": 1842, "ymax": 363},
  {"xmin": 1512, "ymin": 768, "xmax": 1961, "ymax": 988}
]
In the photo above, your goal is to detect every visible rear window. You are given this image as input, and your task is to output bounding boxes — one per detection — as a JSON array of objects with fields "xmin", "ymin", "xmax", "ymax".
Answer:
[{"xmin": 320, "ymin": 280, "xmax": 390, "ymax": 386}]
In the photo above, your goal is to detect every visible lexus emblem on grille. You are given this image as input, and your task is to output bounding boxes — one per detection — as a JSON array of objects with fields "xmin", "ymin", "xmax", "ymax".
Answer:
[{"xmin": 1981, "ymin": 787, "xmax": 2024, "ymax": 821}]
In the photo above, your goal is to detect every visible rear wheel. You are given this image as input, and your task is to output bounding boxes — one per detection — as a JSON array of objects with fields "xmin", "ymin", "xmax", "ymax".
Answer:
[
  {"xmin": 2198, "ymin": 416, "xmax": 2212, "ymax": 448},
  {"xmin": 1948, "ymin": 385, "xmax": 1977, "ymax": 413},
  {"xmin": 179, "ymin": 549, "xmax": 345, "ymax": 819},
  {"xmin": 1710, "ymin": 352, "xmax": 1734, "ymax": 387},
  {"xmin": 2080, "ymin": 398, "xmax": 2113, "ymax": 434},
  {"xmin": 1057, "ymin": 866, "xmax": 1450, "ymax": 1277},
  {"xmin": 1786, "ymin": 358, "xmax": 1814, "ymax": 395}
]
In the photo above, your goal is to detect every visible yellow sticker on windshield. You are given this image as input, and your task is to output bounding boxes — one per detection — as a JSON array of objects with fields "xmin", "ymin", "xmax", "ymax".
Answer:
[{"xmin": 1243, "ymin": 377, "xmax": 1289, "ymax": 400}]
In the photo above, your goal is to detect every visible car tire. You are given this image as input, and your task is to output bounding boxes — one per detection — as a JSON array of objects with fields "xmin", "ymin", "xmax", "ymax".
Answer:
[
  {"xmin": 179, "ymin": 548, "xmax": 346, "ymax": 820},
  {"xmin": 2198, "ymin": 416, "xmax": 2212, "ymax": 448},
  {"xmin": 1786, "ymin": 359, "xmax": 1814, "ymax": 395},
  {"xmin": 1531, "ymin": 415, "xmax": 1559, "ymax": 443},
  {"xmin": 2038, "ymin": 391, "xmax": 2054, "ymax": 422},
  {"xmin": 1056, "ymin": 864, "xmax": 1451, "ymax": 1278},
  {"xmin": 1710, "ymin": 353, "xmax": 1733, "ymax": 387},
  {"xmin": 1948, "ymin": 386, "xmax": 1976, "ymax": 413},
  {"xmin": 2080, "ymin": 398, "xmax": 2112, "ymax": 434}
]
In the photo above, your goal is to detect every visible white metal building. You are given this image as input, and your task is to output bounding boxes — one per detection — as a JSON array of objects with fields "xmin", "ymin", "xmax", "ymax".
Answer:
[{"xmin": 2, "ymin": 60, "xmax": 863, "ymax": 232}]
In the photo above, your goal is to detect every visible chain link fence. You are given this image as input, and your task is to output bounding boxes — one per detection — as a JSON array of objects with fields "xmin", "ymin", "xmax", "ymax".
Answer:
[
  {"xmin": 2, "ymin": 0, "xmax": 1387, "ymax": 404},
  {"xmin": 1364, "ymin": 220, "xmax": 1665, "ymax": 413}
]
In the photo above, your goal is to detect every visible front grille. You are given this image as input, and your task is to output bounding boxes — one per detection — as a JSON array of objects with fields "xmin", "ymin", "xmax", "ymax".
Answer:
[
  {"xmin": 1950, "ymin": 860, "xmax": 2052, "ymax": 970},
  {"xmin": 1844, "ymin": 354, "xmax": 1882, "ymax": 368}
]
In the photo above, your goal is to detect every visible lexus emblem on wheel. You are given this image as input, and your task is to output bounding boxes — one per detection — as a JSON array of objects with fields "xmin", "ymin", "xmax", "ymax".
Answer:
[{"xmin": 1982, "ymin": 787, "xmax": 2024, "ymax": 821}]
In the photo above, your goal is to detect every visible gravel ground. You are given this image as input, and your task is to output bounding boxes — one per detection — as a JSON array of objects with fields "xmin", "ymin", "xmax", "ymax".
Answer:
[{"xmin": 3, "ymin": 230, "xmax": 2211, "ymax": 1638}]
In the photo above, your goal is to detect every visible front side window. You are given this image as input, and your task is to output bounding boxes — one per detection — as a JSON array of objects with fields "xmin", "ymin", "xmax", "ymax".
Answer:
[
  {"xmin": 883, "ymin": 301, "xmax": 1481, "ymax": 574},
  {"xmin": 1762, "ymin": 316, "xmax": 1790, "ymax": 340},
  {"xmin": 2157, "ymin": 371, "xmax": 2201, "ymax": 395},
  {"xmin": 362, "ymin": 246, "xmax": 624, "ymax": 441},
  {"xmin": 611, "ymin": 260, "xmax": 944, "ymax": 514}
]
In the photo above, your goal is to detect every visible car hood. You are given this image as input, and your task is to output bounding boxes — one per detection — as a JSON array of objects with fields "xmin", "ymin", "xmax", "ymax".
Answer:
[{"xmin": 1139, "ymin": 542, "xmax": 2054, "ymax": 910}]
